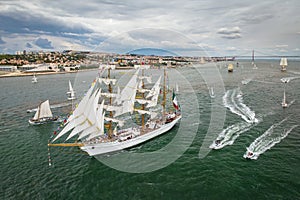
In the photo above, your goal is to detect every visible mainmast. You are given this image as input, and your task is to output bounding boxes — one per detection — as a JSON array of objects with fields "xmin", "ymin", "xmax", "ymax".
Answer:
[
  {"xmin": 252, "ymin": 50, "xmax": 254, "ymax": 64},
  {"xmin": 107, "ymin": 68, "xmax": 113, "ymax": 138},
  {"xmin": 162, "ymin": 65, "xmax": 167, "ymax": 122},
  {"xmin": 141, "ymin": 68, "xmax": 145, "ymax": 132}
]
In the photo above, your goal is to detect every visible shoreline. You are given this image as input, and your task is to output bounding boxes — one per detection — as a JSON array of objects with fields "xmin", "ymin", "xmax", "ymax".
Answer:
[{"xmin": 0, "ymin": 68, "xmax": 98, "ymax": 78}]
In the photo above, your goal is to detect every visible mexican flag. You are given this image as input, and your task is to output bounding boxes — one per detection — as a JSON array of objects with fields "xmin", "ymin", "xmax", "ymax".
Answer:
[{"xmin": 172, "ymin": 89, "xmax": 180, "ymax": 110}]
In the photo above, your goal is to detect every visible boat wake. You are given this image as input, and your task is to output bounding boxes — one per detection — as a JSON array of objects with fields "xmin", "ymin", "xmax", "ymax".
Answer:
[
  {"xmin": 209, "ymin": 121, "xmax": 258, "ymax": 149},
  {"xmin": 243, "ymin": 118, "xmax": 298, "ymax": 160},
  {"xmin": 223, "ymin": 88, "xmax": 258, "ymax": 123},
  {"xmin": 27, "ymin": 102, "xmax": 72, "ymax": 113},
  {"xmin": 241, "ymin": 78, "xmax": 253, "ymax": 85}
]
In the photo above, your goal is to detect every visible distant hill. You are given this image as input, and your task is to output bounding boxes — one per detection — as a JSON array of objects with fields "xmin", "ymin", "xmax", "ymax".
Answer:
[{"xmin": 127, "ymin": 48, "xmax": 178, "ymax": 56}]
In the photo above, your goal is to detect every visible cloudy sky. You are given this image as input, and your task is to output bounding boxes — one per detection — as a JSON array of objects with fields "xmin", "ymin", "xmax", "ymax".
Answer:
[{"xmin": 0, "ymin": 0, "xmax": 299, "ymax": 56}]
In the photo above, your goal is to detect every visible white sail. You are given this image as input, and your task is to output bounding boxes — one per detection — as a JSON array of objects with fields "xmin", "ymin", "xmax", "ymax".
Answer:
[
  {"xmin": 33, "ymin": 105, "xmax": 40, "ymax": 120},
  {"xmin": 114, "ymin": 69, "xmax": 139, "ymax": 116},
  {"xmin": 52, "ymin": 84, "xmax": 97, "ymax": 142},
  {"xmin": 67, "ymin": 81, "xmax": 96, "ymax": 123},
  {"xmin": 280, "ymin": 58, "xmax": 288, "ymax": 66},
  {"xmin": 32, "ymin": 74, "xmax": 37, "ymax": 83},
  {"xmin": 78, "ymin": 99, "xmax": 105, "ymax": 140},
  {"xmin": 145, "ymin": 76, "xmax": 161, "ymax": 108},
  {"xmin": 146, "ymin": 76, "xmax": 161, "ymax": 98},
  {"xmin": 67, "ymin": 80, "xmax": 76, "ymax": 100},
  {"xmin": 175, "ymin": 83, "xmax": 179, "ymax": 92},
  {"xmin": 66, "ymin": 89, "xmax": 101, "ymax": 140},
  {"xmin": 86, "ymin": 112, "xmax": 105, "ymax": 141},
  {"xmin": 114, "ymin": 86, "xmax": 121, "ymax": 105},
  {"xmin": 34, "ymin": 100, "xmax": 53, "ymax": 119}
]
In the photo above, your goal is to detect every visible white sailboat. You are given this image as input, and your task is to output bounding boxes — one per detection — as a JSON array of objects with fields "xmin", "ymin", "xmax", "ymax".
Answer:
[
  {"xmin": 48, "ymin": 65, "xmax": 181, "ymax": 156},
  {"xmin": 209, "ymin": 87, "xmax": 215, "ymax": 98},
  {"xmin": 175, "ymin": 83, "xmax": 179, "ymax": 93},
  {"xmin": 228, "ymin": 64, "xmax": 233, "ymax": 72},
  {"xmin": 29, "ymin": 100, "xmax": 58, "ymax": 125},
  {"xmin": 251, "ymin": 50, "xmax": 258, "ymax": 69},
  {"xmin": 32, "ymin": 74, "xmax": 38, "ymax": 83},
  {"xmin": 280, "ymin": 58, "xmax": 288, "ymax": 72},
  {"xmin": 66, "ymin": 80, "xmax": 76, "ymax": 100}
]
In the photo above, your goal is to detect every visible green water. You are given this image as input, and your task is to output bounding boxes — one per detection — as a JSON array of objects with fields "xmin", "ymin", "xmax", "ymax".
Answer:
[{"xmin": 0, "ymin": 60, "xmax": 299, "ymax": 199}]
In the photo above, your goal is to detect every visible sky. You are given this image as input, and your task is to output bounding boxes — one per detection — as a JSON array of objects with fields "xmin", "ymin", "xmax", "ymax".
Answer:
[{"xmin": 0, "ymin": 0, "xmax": 299, "ymax": 56}]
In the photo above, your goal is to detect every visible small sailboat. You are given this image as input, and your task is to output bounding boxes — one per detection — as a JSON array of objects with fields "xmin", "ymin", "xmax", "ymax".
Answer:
[
  {"xmin": 66, "ymin": 80, "xmax": 76, "ymax": 101},
  {"xmin": 251, "ymin": 50, "xmax": 258, "ymax": 69},
  {"xmin": 29, "ymin": 100, "xmax": 58, "ymax": 125},
  {"xmin": 48, "ymin": 65, "xmax": 181, "ymax": 156},
  {"xmin": 175, "ymin": 83, "xmax": 179, "ymax": 93},
  {"xmin": 209, "ymin": 87, "xmax": 215, "ymax": 98},
  {"xmin": 228, "ymin": 63, "xmax": 233, "ymax": 72},
  {"xmin": 282, "ymin": 85, "xmax": 288, "ymax": 108},
  {"xmin": 280, "ymin": 58, "xmax": 288, "ymax": 72},
  {"xmin": 32, "ymin": 74, "xmax": 38, "ymax": 83}
]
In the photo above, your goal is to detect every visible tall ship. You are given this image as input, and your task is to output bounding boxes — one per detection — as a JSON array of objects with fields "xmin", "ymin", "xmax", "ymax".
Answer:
[
  {"xmin": 48, "ymin": 64, "xmax": 181, "ymax": 156},
  {"xmin": 280, "ymin": 58, "xmax": 288, "ymax": 72},
  {"xmin": 228, "ymin": 63, "xmax": 234, "ymax": 72}
]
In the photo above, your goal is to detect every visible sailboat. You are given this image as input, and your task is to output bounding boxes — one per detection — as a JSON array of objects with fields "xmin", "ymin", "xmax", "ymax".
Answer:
[
  {"xmin": 66, "ymin": 80, "xmax": 76, "ymax": 100},
  {"xmin": 29, "ymin": 100, "xmax": 58, "ymax": 125},
  {"xmin": 48, "ymin": 64, "xmax": 181, "ymax": 156},
  {"xmin": 209, "ymin": 87, "xmax": 215, "ymax": 98},
  {"xmin": 32, "ymin": 74, "xmax": 38, "ymax": 83},
  {"xmin": 282, "ymin": 85, "xmax": 288, "ymax": 108},
  {"xmin": 280, "ymin": 58, "xmax": 288, "ymax": 72},
  {"xmin": 228, "ymin": 63, "xmax": 233, "ymax": 72}
]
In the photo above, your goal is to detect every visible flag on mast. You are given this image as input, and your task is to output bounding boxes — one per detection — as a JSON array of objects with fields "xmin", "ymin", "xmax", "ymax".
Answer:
[{"xmin": 172, "ymin": 89, "xmax": 180, "ymax": 110}]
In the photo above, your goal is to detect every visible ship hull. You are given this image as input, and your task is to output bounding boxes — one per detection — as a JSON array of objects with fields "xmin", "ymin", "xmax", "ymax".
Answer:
[{"xmin": 81, "ymin": 116, "xmax": 181, "ymax": 156}]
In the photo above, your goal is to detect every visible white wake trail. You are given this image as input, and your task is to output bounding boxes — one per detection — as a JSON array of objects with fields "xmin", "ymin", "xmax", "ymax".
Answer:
[
  {"xmin": 209, "ymin": 121, "xmax": 257, "ymax": 149},
  {"xmin": 223, "ymin": 88, "xmax": 258, "ymax": 124},
  {"xmin": 244, "ymin": 118, "xmax": 298, "ymax": 160}
]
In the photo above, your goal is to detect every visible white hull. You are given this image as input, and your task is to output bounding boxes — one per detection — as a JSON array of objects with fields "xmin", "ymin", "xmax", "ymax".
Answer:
[
  {"xmin": 243, "ymin": 150, "xmax": 258, "ymax": 160},
  {"xmin": 28, "ymin": 117, "xmax": 58, "ymax": 125},
  {"xmin": 81, "ymin": 116, "xmax": 181, "ymax": 156}
]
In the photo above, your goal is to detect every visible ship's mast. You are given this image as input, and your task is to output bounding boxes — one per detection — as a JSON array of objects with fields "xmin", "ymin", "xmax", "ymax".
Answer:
[
  {"xmin": 141, "ymin": 68, "xmax": 145, "ymax": 132},
  {"xmin": 162, "ymin": 65, "xmax": 167, "ymax": 122},
  {"xmin": 252, "ymin": 50, "xmax": 254, "ymax": 64},
  {"xmin": 108, "ymin": 68, "xmax": 113, "ymax": 138}
]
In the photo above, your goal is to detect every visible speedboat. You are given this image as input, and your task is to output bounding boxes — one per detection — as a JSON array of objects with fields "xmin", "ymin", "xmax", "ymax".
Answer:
[
  {"xmin": 243, "ymin": 148, "xmax": 257, "ymax": 159},
  {"xmin": 209, "ymin": 138, "xmax": 223, "ymax": 149}
]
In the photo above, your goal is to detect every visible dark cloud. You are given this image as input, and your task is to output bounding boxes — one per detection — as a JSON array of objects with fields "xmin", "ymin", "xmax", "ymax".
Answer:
[
  {"xmin": 217, "ymin": 27, "xmax": 241, "ymax": 39},
  {"xmin": 26, "ymin": 42, "xmax": 33, "ymax": 48},
  {"xmin": 34, "ymin": 38, "xmax": 53, "ymax": 49},
  {"xmin": 0, "ymin": 10, "xmax": 92, "ymax": 36},
  {"xmin": 217, "ymin": 27, "xmax": 241, "ymax": 35},
  {"xmin": 0, "ymin": 37, "xmax": 5, "ymax": 44}
]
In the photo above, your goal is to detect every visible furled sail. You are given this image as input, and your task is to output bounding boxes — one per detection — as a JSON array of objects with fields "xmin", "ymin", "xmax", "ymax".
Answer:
[{"xmin": 99, "ymin": 78, "xmax": 117, "ymax": 86}]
